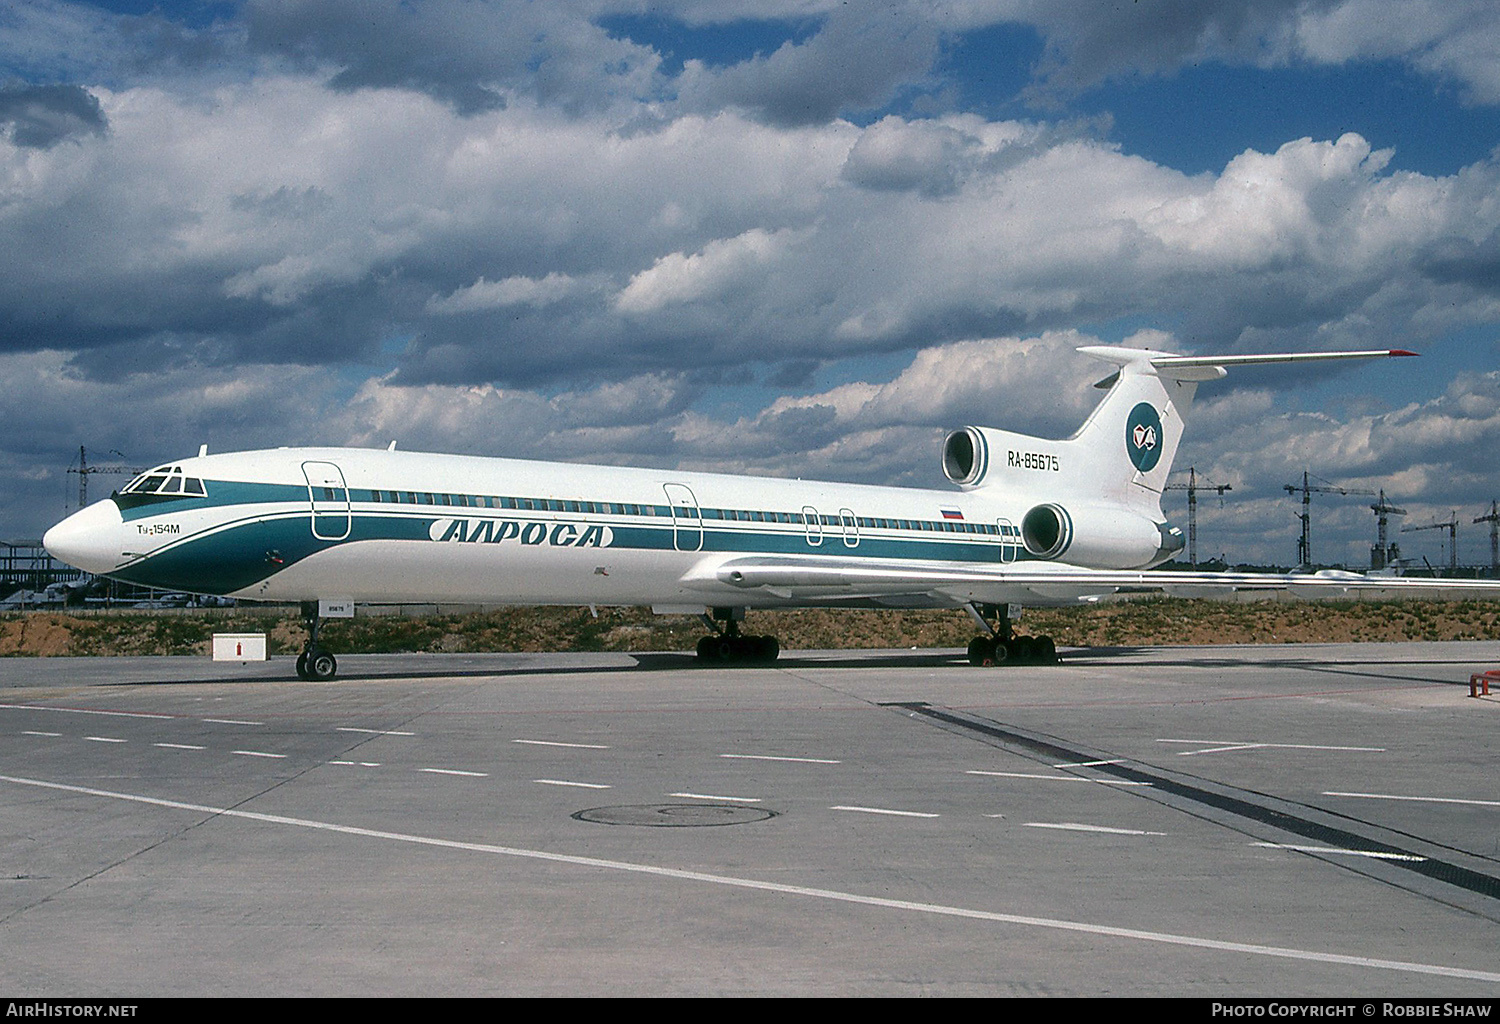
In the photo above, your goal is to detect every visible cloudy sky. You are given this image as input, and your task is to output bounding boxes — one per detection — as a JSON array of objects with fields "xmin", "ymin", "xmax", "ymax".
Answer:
[{"xmin": 4, "ymin": 0, "xmax": 1499, "ymax": 569}]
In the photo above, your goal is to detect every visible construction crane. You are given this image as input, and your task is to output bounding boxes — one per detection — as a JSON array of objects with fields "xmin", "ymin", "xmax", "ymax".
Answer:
[
  {"xmin": 1475, "ymin": 501, "xmax": 1499, "ymax": 575},
  {"xmin": 1402, "ymin": 513, "xmax": 1459, "ymax": 574},
  {"xmin": 1283, "ymin": 470, "xmax": 1375, "ymax": 569},
  {"xmin": 1369, "ymin": 490, "xmax": 1407, "ymax": 570},
  {"xmin": 65, "ymin": 447, "xmax": 148, "ymax": 510},
  {"xmin": 1164, "ymin": 467, "xmax": 1232, "ymax": 566}
]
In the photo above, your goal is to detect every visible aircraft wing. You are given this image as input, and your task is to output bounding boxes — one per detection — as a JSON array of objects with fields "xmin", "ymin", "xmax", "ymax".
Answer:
[{"xmin": 680, "ymin": 554, "xmax": 1500, "ymax": 604}]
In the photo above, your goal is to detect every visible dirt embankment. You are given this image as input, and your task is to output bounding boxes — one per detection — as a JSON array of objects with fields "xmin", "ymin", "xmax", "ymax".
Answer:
[
  {"xmin": 3, "ymin": 599, "xmax": 1499, "ymax": 658},
  {"xmin": 0, "ymin": 615, "xmax": 75, "ymax": 657}
]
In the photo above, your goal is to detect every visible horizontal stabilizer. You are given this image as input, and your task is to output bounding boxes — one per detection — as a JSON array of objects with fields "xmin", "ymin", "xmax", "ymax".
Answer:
[{"xmin": 1078, "ymin": 345, "xmax": 1417, "ymax": 382}]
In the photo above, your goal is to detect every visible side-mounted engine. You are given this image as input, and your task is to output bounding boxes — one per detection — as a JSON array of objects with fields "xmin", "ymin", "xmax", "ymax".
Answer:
[{"xmin": 1020, "ymin": 502, "xmax": 1183, "ymax": 569}]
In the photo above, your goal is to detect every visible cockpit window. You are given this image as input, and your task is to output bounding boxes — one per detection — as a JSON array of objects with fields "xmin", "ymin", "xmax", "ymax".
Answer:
[{"xmin": 120, "ymin": 465, "xmax": 207, "ymax": 498}]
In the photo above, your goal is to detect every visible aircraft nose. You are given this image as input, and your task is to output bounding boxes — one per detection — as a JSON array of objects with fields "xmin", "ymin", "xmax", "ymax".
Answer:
[{"xmin": 43, "ymin": 500, "xmax": 125, "ymax": 575}]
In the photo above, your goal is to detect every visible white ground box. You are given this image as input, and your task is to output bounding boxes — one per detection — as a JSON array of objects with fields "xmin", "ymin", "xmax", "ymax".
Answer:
[{"xmin": 212, "ymin": 633, "xmax": 268, "ymax": 662}]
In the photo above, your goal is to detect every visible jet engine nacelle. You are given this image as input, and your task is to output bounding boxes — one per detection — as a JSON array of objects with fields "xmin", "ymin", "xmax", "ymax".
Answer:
[
  {"xmin": 1020, "ymin": 502, "xmax": 1183, "ymax": 569},
  {"xmin": 941, "ymin": 426, "xmax": 997, "ymax": 488},
  {"xmin": 941, "ymin": 424, "xmax": 1070, "ymax": 490}
]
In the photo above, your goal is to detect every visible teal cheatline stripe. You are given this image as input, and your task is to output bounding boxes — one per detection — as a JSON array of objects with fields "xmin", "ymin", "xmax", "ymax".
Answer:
[
  {"xmin": 697, "ymin": 529, "xmax": 1004, "ymax": 562},
  {"xmin": 115, "ymin": 480, "xmax": 308, "ymax": 523},
  {"xmin": 209, "ymin": 480, "xmax": 311, "ymax": 507},
  {"xmin": 111, "ymin": 515, "xmax": 321, "ymax": 593},
  {"xmin": 109, "ymin": 510, "xmax": 433, "ymax": 593},
  {"xmin": 114, "ymin": 493, "xmax": 208, "ymax": 522},
  {"xmin": 604, "ymin": 525, "xmax": 676, "ymax": 551},
  {"xmin": 110, "ymin": 508, "xmax": 1036, "ymax": 595}
]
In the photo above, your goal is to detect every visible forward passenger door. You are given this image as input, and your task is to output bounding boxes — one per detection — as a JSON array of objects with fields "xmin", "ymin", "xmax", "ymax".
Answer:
[{"xmin": 302, "ymin": 461, "xmax": 351, "ymax": 541}]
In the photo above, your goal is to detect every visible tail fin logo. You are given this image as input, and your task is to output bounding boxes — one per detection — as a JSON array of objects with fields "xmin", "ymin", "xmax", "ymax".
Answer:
[{"xmin": 1126, "ymin": 403, "xmax": 1163, "ymax": 471}]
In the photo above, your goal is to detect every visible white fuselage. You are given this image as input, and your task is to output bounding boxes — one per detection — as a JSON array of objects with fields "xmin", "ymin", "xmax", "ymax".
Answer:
[{"xmin": 43, "ymin": 445, "xmax": 1172, "ymax": 611}]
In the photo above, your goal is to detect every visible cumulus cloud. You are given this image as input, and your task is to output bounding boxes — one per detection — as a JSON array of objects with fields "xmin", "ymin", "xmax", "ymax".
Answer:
[
  {"xmin": 749, "ymin": 330, "xmax": 1102, "ymax": 434},
  {"xmin": 4, "ymin": 74, "xmax": 1499, "ymax": 390},
  {"xmin": 5, "ymin": 1, "xmax": 1500, "ymax": 567},
  {"xmin": 1174, "ymin": 366, "xmax": 1500, "ymax": 564},
  {"xmin": 1017, "ymin": 0, "xmax": 1309, "ymax": 99},
  {"xmin": 1291, "ymin": 0, "xmax": 1500, "ymax": 104},
  {"xmin": 0, "ymin": 83, "xmax": 106, "ymax": 148},
  {"xmin": 840, "ymin": 114, "xmax": 1040, "ymax": 196},
  {"xmin": 675, "ymin": 7, "xmax": 941, "ymax": 126},
  {"xmin": 1015, "ymin": 0, "xmax": 1500, "ymax": 105},
  {"xmin": 246, "ymin": 0, "xmax": 663, "ymax": 116},
  {"xmin": 427, "ymin": 273, "xmax": 594, "ymax": 314},
  {"xmin": 615, "ymin": 228, "xmax": 800, "ymax": 314},
  {"xmin": 0, "ymin": 348, "xmax": 340, "ymax": 535}
]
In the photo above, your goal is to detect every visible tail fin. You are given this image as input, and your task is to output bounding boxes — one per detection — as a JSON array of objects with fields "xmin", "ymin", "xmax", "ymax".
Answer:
[
  {"xmin": 973, "ymin": 346, "xmax": 1201, "ymax": 513},
  {"xmin": 1063, "ymin": 346, "xmax": 1201, "ymax": 511},
  {"xmin": 944, "ymin": 346, "xmax": 1415, "ymax": 515}
]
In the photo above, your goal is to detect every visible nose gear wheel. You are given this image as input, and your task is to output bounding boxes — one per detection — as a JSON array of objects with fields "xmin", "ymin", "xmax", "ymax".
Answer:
[{"xmin": 294, "ymin": 601, "xmax": 340, "ymax": 680}]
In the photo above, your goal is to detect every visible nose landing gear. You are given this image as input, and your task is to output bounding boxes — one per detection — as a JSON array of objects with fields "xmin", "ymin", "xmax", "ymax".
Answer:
[{"xmin": 295, "ymin": 600, "xmax": 339, "ymax": 681}]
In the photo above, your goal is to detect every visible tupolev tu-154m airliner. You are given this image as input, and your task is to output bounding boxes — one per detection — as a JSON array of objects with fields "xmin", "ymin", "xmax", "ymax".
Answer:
[{"xmin": 42, "ymin": 345, "xmax": 1500, "ymax": 679}]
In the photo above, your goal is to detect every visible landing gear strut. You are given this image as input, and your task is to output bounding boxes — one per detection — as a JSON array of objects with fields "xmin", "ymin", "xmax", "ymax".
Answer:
[
  {"xmin": 965, "ymin": 603, "xmax": 1057, "ymax": 667},
  {"xmin": 295, "ymin": 600, "xmax": 339, "ymax": 681},
  {"xmin": 695, "ymin": 607, "xmax": 779, "ymax": 664}
]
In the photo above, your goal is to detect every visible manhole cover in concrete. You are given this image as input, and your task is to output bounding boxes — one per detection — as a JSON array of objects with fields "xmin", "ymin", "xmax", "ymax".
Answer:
[{"xmin": 572, "ymin": 803, "xmax": 777, "ymax": 827}]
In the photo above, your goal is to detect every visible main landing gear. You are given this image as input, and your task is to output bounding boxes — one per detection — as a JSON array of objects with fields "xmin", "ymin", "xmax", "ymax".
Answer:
[
  {"xmin": 696, "ymin": 607, "xmax": 780, "ymax": 665},
  {"xmin": 966, "ymin": 603, "xmax": 1057, "ymax": 667},
  {"xmin": 295, "ymin": 600, "xmax": 339, "ymax": 681}
]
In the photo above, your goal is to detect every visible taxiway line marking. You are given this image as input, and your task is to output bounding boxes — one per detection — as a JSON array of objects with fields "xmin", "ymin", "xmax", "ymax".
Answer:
[
  {"xmin": 1323, "ymin": 791, "xmax": 1500, "ymax": 808},
  {"xmin": 1253, "ymin": 843, "xmax": 1427, "ymax": 862},
  {"xmin": 1158, "ymin": 739, "xmax": 1384, "ymax": 754},
  {"xmin": 1, "ymin": 703, "xmax": 172, "ymax": 720},
  {"xmin": 721, "ymin": 754, "xmax": 840, "ymax": 764},
  {"xmin": 1022, "ymin": 822, "xmax": 1167, "ymax": 836},
  {"xmin": 4, "ymin": 772, "xmax": 1496, "ymax": 984},
  {"xmin": 535, "ymin": 778, "xmax": 610, "ymax": 789},
  {"xmin": 337, "ymin": 728, "xmax": 415, "ymax": 736},
  {"xmin": 669, "ymin": 792, "xmax": 762, "ymax": 803},
  {"xmin": 965, "ymin": 770, "xmax": 1152, "ymax": 786},
  {"xmin": 514, "ymin": 739, "xmax": 609, "ymax": 749},
  {"xmin": 831, "ymin": 805, "xmax": 939, "ymax": 818},
  {"xmin": 420, "ymin": 768, "xmax": 487, "ymax": 777}
]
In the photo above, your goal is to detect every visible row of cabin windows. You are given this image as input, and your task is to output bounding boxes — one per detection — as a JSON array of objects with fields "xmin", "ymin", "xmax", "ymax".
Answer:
[
  {"xmin": 113, "ymin": 470, "xmax": 1018, "ymax": 540},
  {"xmin": 355, "ymin": 488, "xmax": 1018, "ymax": 537}
]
